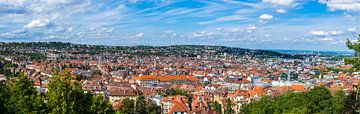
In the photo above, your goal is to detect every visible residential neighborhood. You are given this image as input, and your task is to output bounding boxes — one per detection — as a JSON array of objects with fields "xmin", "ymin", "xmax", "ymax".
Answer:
[{"xmin": 1, "ymin": 42, "xmax": 359, "ymax": 114}]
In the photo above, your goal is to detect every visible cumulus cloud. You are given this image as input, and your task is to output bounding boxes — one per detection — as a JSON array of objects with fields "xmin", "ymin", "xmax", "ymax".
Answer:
[
  {"xmin": 244, "ymin": 25, "xmax": 256, "ymax": 33},
  {"xmin": 276, "ymin": 9, "xmax": 287, "ymax": 13},
  {"xmin": 25, "ymin": 19, "xmax": 53, "ymax": 28},
  {"xmin": 348, "ymin": 27, "xmax": 357, "ymax": 32},
  {"xmin": 259, "ymin": 14, "xmax": 273, "ymax": 24},
  {"xmin": 309, "ymin": 30, "xmax": 327, "ymax": 36},
  {"xmin": 130, "ymin": 33, "xmax": 144, "ymax": 38},
  {"xmin": 319, "ymin": 0, "xmax": 360, "ymax": 11},
  {"xmin": 262, "ymin": 0, "xmax": 296, "ymax": 6},
  {"xmin": 328, "ymin": 31, "xmax": 343, "ymax": 35},
  {"xmin": 192, "ymin": 31, "xmax": 214, "ymax": 38},
  {"xmin": 320, "ymin": 37, "xmax": 334, "ymax": 41},
  {"xmin": 259, "ymin": 14, "xmax": 273, "ymax": 20},
  {"xmin": 309, "ymin": 30, "xmax": 344, "ymax": 36}
]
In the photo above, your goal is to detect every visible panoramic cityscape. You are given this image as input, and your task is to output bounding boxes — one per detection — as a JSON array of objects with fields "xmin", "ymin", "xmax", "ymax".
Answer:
[{"xmin": 0, "ymin": 0, "xmax": 360, "ymax": 114}]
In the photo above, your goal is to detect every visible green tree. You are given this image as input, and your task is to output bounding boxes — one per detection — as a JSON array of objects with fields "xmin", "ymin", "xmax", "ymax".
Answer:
[
  {"xmin": 345, "ymin": 34, "xmax": 360, "ymax": 71},
  {"xmin": 305, "ymin": 86, "xmax": 333, "ymax": 113},
  {"xmin": 0, "ymin": 67, "xmax": 114, "ymax": 113},
  {"xmin": 119, "ymin": 98, "xmax": 135, "ymax": 114},
  {"xmin": 332, "ymin": 89, "xmax": 346, "ymax": 113},
  {"xmin": 225, "ymin": 98, "xmax": 232, "ymax": 114},
  {"xmin": 212, "ymin": 101, "xmax": 222, "ymax": 114},
  {"xmin": 0, "ymin": 82, "xmax": 10, "ymax": 113},
  {"xmin": 75, "ymin": 74, "xmax": 83, "ymax": 81},
  {"xmin": 241, "ymin": 86, "xmax": 335, "ymax": 114},
  {"xmin": 279, "ymin": 92, "xmax": 308, "ymax": 114},
  {"xmin": 168, "ymin": 88, "xmax": 188, "ymax": 96},
  {"xmin": 46, "ymin": 68, "xmax": 113, "ymax": 113},
  {"xmin": 46, "ymin": 68, "xmax": 73, "ymax": 113},
  {"xmin": 68, "ymin": 84, "xmax": 93, "ymax": 113},
  {"xmin": 135, "ymin": 95, "xmax": 146, "ymax": 114},
  {"xmin": 357, "ymin": 85, "xmax": 360, "ymax": 113},
  {"xmin": 7, "ymin": 73, "xmax": 46, "ymax": 113},
  {"xmin": 343, "ymin": 91, "xmax": 359, "ymax": 113},
  {"xmin": 145, "ymin": 101, "xmax": 157, "ymax": 114},
  {"xmin": 241, "ymin": 95, "xmax": 274, "ymax": 114},
  {"xmin": 345, "ymin": 34, "xmax": 360, "ymax": 113},
  {"xmin": 90, "ymin": 95, "xmax": 113, "ymax": 114}
]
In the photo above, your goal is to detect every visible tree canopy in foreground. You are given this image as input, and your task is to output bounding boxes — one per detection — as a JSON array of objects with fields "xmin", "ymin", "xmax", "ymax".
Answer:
[
  {"xmin": 241, "ymin": 86, "xmax": 360, "ymax": 114},
  {"xmin": 0, "ymin": 69, "xmax": 113, "ymax": 114}
]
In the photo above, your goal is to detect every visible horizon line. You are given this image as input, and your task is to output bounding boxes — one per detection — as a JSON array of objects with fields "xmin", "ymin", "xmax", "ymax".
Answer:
[{"xmin": 0, "ymin": 41, "xmax": 353, "ymax": 52}]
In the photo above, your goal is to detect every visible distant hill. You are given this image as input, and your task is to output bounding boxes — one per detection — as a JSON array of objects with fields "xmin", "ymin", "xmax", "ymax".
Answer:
[
  {"xmin": 272, "ymin": 49, "xmax": 353, "ymax": 57},
  {"xmin": 0, "ymin": 42, "xmax": 302, "ymax": 59}
]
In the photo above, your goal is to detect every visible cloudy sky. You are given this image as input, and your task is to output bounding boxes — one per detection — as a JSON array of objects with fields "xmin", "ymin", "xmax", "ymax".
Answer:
[{"xmin": 0, "ymin": 0, "xmax": 359, "ymax": 51}]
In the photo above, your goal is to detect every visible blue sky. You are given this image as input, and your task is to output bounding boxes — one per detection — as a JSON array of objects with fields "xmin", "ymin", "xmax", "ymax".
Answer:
[{"xmin": 0, "ymin": 0, "xmax": 359, "ymax": 51}]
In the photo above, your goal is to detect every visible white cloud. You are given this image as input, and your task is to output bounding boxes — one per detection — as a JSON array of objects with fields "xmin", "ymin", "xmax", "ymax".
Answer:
[
  {"xmin": 319, "ymin": 0, "xmax": 360, "ymax": 11},
  {"xmin": 229, "ymin": 28, "xmax": 241, "ymax": 32},
  {"xmin": 276, "ymin": 9, "xmax": 287, "ymax": 13},
  {"xmin": 259, "ymin": 14, "xmax": 273, "ymax": 20},
  {"xmin": 309, "ymin": 30, "xmax": 344, "ymax": 36},
  {"xmin": 262, "ymin": 0, "xmax": 296, "ymax": 6},
  {"xmin": 198, "ymin": 15, "xmax": 245, "ymax": 25},
  {"xmin": 348, "ymin": 27, "xmax": 357, "ymax": 32},
  {"xmin": 24, "ymin": 19, "xmax": 53, "ymax": 28},
  {"xmin": 310, "ymin": 30, "xmax": 323, "ymax": 36},
  {"xmin": 344, "ymin": 14, "xmax": 356, "ymax": 20},
  {"xmin": 51, "ymin": 26, "xmax": 67, "ymax": 33},
  {"xmin": 245, "ymin": 25, "xmax": 256, "ymax": 33},
  {"xmin": 68, "ymin": 27, "xmax": 73, "ymax": 32},
  {"xmin": 0, "ymin": 29, "xmax": 28, "ymax": 38},
  {"xmin": 320, "ymin": 37, "xmax": 334, "ymax": 41},
  {"xmin": 310, "ymin": 30, "xmax": 327, "ymax": 36},
  {"xmin": 328, "ymin": 31, "xmax": 343, "ymax": 35},
  {"xmin": 103, "ymin": 28, "xmax": 114, "ymax": 33},
  {"xmin": 132, "ymin": 33, "xmax": 144, "ymax": 38},
  {"xmin": 192, "ymin": 31, "xmax": 214, "ymax": 38}
]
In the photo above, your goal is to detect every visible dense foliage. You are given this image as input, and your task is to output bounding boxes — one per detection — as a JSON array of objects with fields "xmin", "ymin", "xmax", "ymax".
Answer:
[
  {"xmin": 0, "ymin": 59, "xmax": 19, "ymax": 78},
  {"xmin": 117, "ymin": 98, "xmax": 135, "ymax": 114},
  {"xmin": 135, "ymin": 95, "xmax": 146, "ymax": 114},
  {"xmin": 225, "ymin": 98, "xmax": 233, "ymax": 114},
  {"xmin": 212, "ymin": 101, "xmax": 222, "ymax": 114},
  {"xmin": 343, "ymin": 34, "xmax": 360, "ymax": 113},
  {"xmin": 0, "ymin": 69, "xmax": 113, "ymax": 114},
  {"xmin": 346, "ymin": 34, "xmax": 360, "ymax": 71},
  {"xmin": 241, "ymin": 86, "xmax": 360, "ymax": 114},
  {"xmin": 168, "ymin": 88, "xmax": 189, "ymax": 96},
  {"xmin": 114, "ymin": 96, "xmax": 158, "ymax": 114}
]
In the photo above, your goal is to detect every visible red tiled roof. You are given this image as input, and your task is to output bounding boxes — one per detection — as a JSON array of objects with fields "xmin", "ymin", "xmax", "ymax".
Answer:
[
  {"xmin": 291, "ymin": 84, "xmax": 306, "ymax": 91},
  {"xmin": 133, "ymin": 75, "xmax": 198, "ymax": 82}
]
